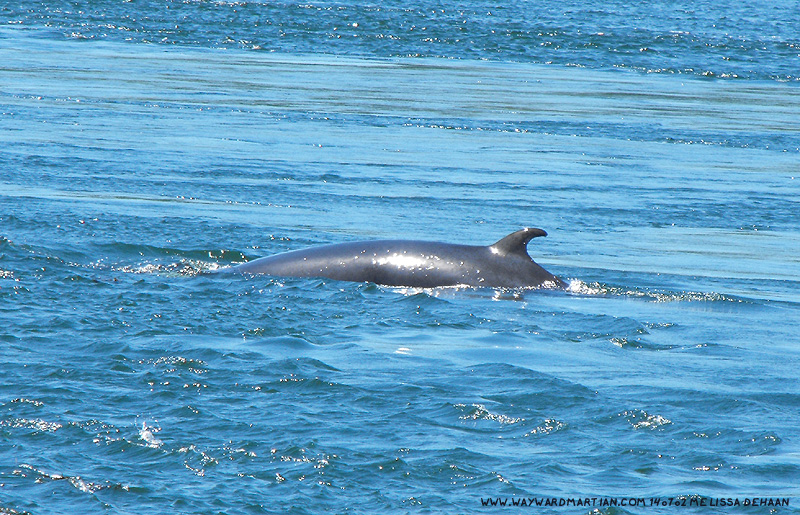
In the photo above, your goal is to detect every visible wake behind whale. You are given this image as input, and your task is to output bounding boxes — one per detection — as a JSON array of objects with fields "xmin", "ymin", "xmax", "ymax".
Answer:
[{"xmin": 213, "ymin": 228, "xmax": 566, "ymax": 289}]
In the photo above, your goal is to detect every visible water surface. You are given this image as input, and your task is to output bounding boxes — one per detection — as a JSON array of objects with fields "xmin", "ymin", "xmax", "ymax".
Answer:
[{"xmin": 1, "ymin": 5, "xmax": 799, "ymax": 513}]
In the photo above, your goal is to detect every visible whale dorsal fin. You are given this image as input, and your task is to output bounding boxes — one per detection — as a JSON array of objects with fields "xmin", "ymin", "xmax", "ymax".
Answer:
[{"xmin": 489, "ymin": 228, "xmax": 547, "ymax": 257}]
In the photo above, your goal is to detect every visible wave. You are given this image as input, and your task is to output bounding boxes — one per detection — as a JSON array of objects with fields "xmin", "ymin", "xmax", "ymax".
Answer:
[{"xmin": 566, "ymin": 279, "xmax": 757, "ymax": 304}]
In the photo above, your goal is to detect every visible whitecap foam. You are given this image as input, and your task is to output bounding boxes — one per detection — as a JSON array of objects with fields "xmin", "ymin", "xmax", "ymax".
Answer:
[{"xmin": 139, "ymin": 421, "xmax": 163, "ymax": 448}]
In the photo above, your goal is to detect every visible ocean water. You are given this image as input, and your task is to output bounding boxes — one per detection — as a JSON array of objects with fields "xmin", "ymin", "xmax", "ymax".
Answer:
[{"xmin": 1, "ymin": 1, "xmax": 799, "ymax": 513}]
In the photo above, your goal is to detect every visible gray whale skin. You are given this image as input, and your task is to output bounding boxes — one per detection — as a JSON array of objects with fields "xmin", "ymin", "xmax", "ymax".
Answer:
[{"xmin": 216, "ymin": 227, "xmax": 566, "ymax": 289}]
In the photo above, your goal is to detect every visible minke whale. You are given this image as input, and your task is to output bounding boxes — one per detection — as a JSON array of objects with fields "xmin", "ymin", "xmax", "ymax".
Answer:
[{"xmin": 214, "ymin": 227, "xmax": 566, "ymax": 289}]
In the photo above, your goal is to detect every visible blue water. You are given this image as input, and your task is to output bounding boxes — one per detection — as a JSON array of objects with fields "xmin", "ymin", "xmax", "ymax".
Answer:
[{"xmin": 1, "ymin": 1, "xmax": 800, "ymax": 513}]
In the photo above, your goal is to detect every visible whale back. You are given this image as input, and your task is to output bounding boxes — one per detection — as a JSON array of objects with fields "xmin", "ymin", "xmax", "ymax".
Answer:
[{"xmin": 219, "ymin": 228, "xmax": 564, "ymax": 289}]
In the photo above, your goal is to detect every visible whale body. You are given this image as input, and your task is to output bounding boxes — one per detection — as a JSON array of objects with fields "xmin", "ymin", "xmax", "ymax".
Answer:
[{"xmin": 215, "ymin": 227, "xmax": 566, "ymax": 289}]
